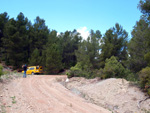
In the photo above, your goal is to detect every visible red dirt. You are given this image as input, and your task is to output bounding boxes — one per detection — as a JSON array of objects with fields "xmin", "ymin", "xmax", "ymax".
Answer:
[{"xmin": 0, "ymin": 75, "xmax": 110, "ymax": 113}]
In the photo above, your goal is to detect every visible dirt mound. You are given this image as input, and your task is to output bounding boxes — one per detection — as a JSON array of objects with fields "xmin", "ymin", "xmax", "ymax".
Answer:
[{"xmin": 65, "ymin": 77, "xmax": 150, "ymax": 113}]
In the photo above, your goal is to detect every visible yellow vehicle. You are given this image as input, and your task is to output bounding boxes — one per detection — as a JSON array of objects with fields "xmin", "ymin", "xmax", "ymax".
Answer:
[{"xmin": 22, "ymin": 66, "xmax": 43, "ymax": 75}]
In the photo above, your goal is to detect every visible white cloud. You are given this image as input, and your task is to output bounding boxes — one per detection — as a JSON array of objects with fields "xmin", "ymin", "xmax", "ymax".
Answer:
[
  {"xmin": 77, "ymin": 27, "xmax": 90, "ymax": 40},
  {"xmin": 57, "ymin": 32, "xmax": 60, "ymax": 36}
]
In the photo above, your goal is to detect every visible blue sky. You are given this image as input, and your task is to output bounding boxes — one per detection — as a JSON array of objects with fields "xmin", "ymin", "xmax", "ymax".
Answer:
[{"xmin": 1, "ymin": 0, "xmax": 142, "ymax": 39}]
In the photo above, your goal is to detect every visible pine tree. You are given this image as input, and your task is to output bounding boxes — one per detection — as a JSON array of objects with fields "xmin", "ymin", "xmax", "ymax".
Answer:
[
  {"xmin": 2, "ymin": 12, "xmax": 29, "ymax": 68},
  {"xmin": 29, "ymin": 48, "xmax": 41, "ymax": 66},
  {"xmin": 0, "ymin": 12, "xmax": 9, "ymax": 61},
  {"xmin": 74, "ymin": 30, "xmax": 101, "ymax": 77},
  {"xmin": 100, "ymin": 23, "xmax": 128, "ymax": 68},
  {"xmin": 59, "ymin": 30, "xmax": 81, "ymax": 68},
  {"xmin": 128, "ymin": 19, "xmax": 149, "ymax": 72},
  {"xmin": 45, "ymin": 43, "xmax": 62, "ymax": 74}
]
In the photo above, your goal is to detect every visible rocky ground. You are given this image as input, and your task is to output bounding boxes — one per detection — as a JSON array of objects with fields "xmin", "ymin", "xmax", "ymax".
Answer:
[{"xmin": 64, "ymin": 77, "xmax": 150, "ymax": 113}]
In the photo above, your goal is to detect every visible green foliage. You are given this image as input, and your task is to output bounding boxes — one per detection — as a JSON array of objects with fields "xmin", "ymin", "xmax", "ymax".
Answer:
[
  {"xmin": 1, "ymin": 13, "xmax": 29, "ymax": 68},
  {"xmin": 1, "ymin": 9, "xmax": 150, "ymax": 83},
  {"xmin": 138, "ymin": 0, "xmax": 150, "ymax": 16},
  {"xmin": 144, "ymin": 52, "xmax": 150, "ymax": 66},
  {"xmin": 0, "ymin": 12, "xmax": 83, "ymax": 74},
  {"xmin": 10, "ymin": 96, "xmax": 16, "ymax": 104},
  {"xmin": 0, "ymin": 64, "xmax": 3, "ymax": 77},
  {"xmin": 90, "ymin": 69, "xmax": 103, "ymax": 78},
  {"xmin": 75, "ymin": 41, "xmax": 92, "ymax": 70},
  {"xmin": 41, "ymin": 31, "xmax": 62, "ymax": 74},
  {"xmin": 67, "ymin": 63, "xmax": 82, "ymax": 78},
  {"xmin": 139, "ymin": 67, "xmax": 150, "ymax": 96},
  {"xmin": 1, "ymin": 13, "xmax": 49, "ymax": 69},
  {"xmin": 59, "ymin": 30, "xmax": 81, "ymax": 68},
  {"xmin": 0, "ymin": 12, "xmax": 9, "ymax": 61},
  {"xmin": 70, "ymin": 30, "xmax": 102, "ymax": 78},
  {"xmin": 128, "ymin": 0, "xmax": 150, "ymax": 73},
  {"xmin": 86, "ymin": 30, "xmax": 102, "ymax": 69},
  {"xmin": 45, "ymin": 43, "xmax": 62, "ymax": 74},
  {"xmin": 66, "ymin": 71, "xmax": 71, "ymax": 77},
  {"xmin": 100, "ymin": 23, "xmax": 128, "ymax": 68},
  {"xmin": 125, "ymin": 70, "xmax": 137, "ymax": 82},
  {"xmin": 76, "ymin": 30, "xmax": 101, "ymax": 70},
  {"xmin": 32, "ymin": 16, "xmax": 49, "ymax": 51},
  {"xmin": 128, "ymin": 19, "xmax": 149, "ymax": 72},
  {"xmin": 29, "ymin": 48, "xmax": 41, "ymax": 66},
  {"xmin": 139, "ymin": 67, "xmax": 150, "ymax": 88},
  {"xmin": 103, "ymin": 56, "xmax": 126, "ymax": 79},
  {"xmin": 67, "ymin": 62, "xmax": 89, "ymax": 78}
]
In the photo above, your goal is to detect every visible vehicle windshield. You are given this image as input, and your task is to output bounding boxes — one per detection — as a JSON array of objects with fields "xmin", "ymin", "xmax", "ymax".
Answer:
[
  {"xmin": 29, "ymin": 68, "xmax": 34, "ymax": 70},
  {"xmin": 36, "ymin": 66, "xmax": 39, "ymax": 69}
]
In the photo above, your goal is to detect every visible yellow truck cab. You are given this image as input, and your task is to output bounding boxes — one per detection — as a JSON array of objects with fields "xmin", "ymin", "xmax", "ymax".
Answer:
[{"xmin": 22, "ymin": 66, "xmax": 43, "ymax": 75}]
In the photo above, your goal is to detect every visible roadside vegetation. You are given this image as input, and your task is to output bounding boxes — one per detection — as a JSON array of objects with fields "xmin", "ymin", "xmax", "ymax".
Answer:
[
  {"xmin": 0, "ymin": 63, "xmax": 22, "ymax": 82},
  {"xmin": 0, "ymin": 0, "xmax": 150, "ymax": 96},
  {"xmin": 0, "ymin": 64, "xmax": 3, "ymax": 78}
]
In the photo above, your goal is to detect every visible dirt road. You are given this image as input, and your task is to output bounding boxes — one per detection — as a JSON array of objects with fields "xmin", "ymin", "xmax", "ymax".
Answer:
[{"xmin": 0, "ymin": 75, "xmax": 110, "ymax": 113}]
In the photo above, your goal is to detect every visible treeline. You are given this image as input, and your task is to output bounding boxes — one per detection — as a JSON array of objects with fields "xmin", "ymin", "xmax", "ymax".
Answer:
[
  {"xmin": 0, "ymin": 13, "xmax": 82, "ymax": 74},
  {"xmin": 0, "ymin": 0, "xmax": 150, "ymax": 83},
  {"xmin": 0, "ymin": 12, "xmax": 129, "ymax": 75}
]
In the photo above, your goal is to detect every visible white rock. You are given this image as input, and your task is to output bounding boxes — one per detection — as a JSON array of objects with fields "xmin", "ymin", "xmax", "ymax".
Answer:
[{"xmin": 65, "ymin": 78, "xmax": 69, "ymax": 82}]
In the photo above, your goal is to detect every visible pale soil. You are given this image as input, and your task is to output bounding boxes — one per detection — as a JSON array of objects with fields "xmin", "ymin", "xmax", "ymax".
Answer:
[
  {"xmin": 0, "ymin": 75, "xmax": 110, "ymax": 113},
  {"xmin": 65, "ymin": 77, "xmax": 150, "ymax": 113}
]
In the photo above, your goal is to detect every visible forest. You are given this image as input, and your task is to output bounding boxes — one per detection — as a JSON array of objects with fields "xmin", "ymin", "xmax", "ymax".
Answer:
[{"xmin": 0, "ymin": 0, "xmax": 150, "ymax": 93}]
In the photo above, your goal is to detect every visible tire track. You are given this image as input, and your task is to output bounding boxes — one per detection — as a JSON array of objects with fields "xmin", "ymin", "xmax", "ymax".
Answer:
[{"xmin": 1, "ymin": 75, "xmax": 111, "ymax": 113}]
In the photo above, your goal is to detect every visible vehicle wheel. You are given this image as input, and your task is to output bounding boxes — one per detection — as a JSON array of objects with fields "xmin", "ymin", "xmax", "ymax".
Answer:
[{"xmin": 32, "ymin": 72, "xmax": 34, "ymax": 75}]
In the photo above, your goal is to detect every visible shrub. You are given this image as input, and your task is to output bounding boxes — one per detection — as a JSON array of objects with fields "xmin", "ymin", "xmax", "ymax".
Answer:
[
  {"xmin": 0, "ymin": 64, "xmax": 3, "ymax": 77},
  {"xmin": 67, "ymin": 62, "xmax": 90, "ymax": 78},
  {"xmin": 125, "ymin": 72, "xmax": 137, "ymax": 82},
  {"xmin": 139, "ymin": 67, "xmax": 150, "ymax": 96},
  {"xmin": 144, "ymin": 52, "xmax": 150, "ymax": 66},
  {"xmin": 124, "ymin": 69, "xmax": 138, "ymax": 82},
  {"xmin": 103, "ymin": 56, "xmax": 126, "ymax": 79},
  {"xmin": 90, "ymin": 69, "xmax": 104, "ymax": 79}
]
